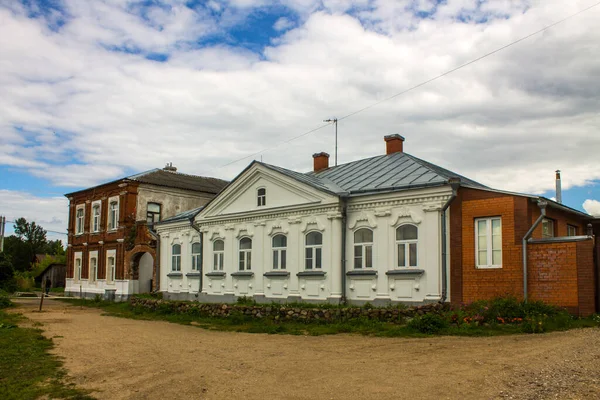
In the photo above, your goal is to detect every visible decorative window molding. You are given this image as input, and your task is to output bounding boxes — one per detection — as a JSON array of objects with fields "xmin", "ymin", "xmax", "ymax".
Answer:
[
  {"xmin": 106, "ymin": 250, "xmax": 116, "ymax": 283},
  {"xmin": 353, "ymin": 228, "xmax": 373, "ymax": 269},
  {"xmin": 235, "ymin": 226, "xmax": 254, "ymax": 238},
  {"xmin": 396, "ymin": 224, "xmax": 418, "ymax": 268},
  {"xmin": 389, "ymin": 207, "xmax": 423, "ymax": 227},
  {"xmin": 268, "ymin": 223, "xmax": 288, "ymax": 236},
  {"xmin": 91, "ymin": 201, "xmax": 101, "ymax": 233},
  {"xmin": 107, "ymin": 196, "xmax": 119, "ymax": 231},
  {"xmin": 304, "ymin": 231, "xmax": 323, "ymax": 270},
  {"xmin": 171, "ymin": 244, "xmax": 181, "ymax": 272},
  {"xmin": 348, "ymin": 212, "xmax": 377, "ymax": 230},
  {"xmin": 74, "ymin": 252, "xmax": 82, "ymax": 282},
  {"xmin": 89, "ymin": 251, "xmax": 98, "ymax": 283},
  {"xmin": 75, "ymin": 205, "xmax": 85, "ymax": 235},
  {"xmin": 213, "ymin": 239, "xmax": 224, "ymax": 271},
  {"xmin": 191, "ymin": 242, "xmax": 201, "ymax": 271},
  {"xmin": 272, "ymin": 234, "xmax": 287, "ymax": 270},
  {"xmin": 210, "ymin": 230, "xmax": 224, "ymax": 241},
  {"xmin": 238, "ymin": 237, "xmax": 252, "ymax": 271},
  {"xmin": 301, "ymin": 218, "xmax": 325, "ymax": 233}
]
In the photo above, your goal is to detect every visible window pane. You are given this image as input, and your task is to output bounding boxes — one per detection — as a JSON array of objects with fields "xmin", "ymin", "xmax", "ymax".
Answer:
[
  {"xmin": 354, "ymin": 246, "xmax": 362, "ymax": 269},
  {"xmin": 305, "ymin": 248, "xmax": 312, "ymax": 269},
  {"xmin": 273, "ymin": 251, "xmax": 278, "ymax": 269},
  {"xmin": 354, "ymin": 228, "xmax": 373, "ymax": 243},
  {"xmin": 477, "ymin": 220, "xmax": 487, "ymax": 235},
  {"xmin": 492, "ymin": 234, "xmax": 501, "ymax": 251},
  {"xmin": 258, "ymin": 188, "xmax": 266, "ymax": 196},
  {"xmin": 492, "ymin": 250, "xmax": 502, "ymax": 265},
  {"xmin": 281, "ymin": 250, "xmax": 286, "ymax": 269},
  {"xmin": 213, "ymin": 254, "xmax": 218, "ymax": 270},
  {"xmin": 409, "ymin": 243, "xmax": 417, "ymax": 266},
  {"xmin": 219, "ymin": 254, "xmax": 223, "ymax": 270},
  {"xmin": 492, "ymin": 219, "xmax": 501, "ymax": 235},
  {"xmin": 273, "ymin": 235, "xmax": 286, "ymax": 248},
  {"xmin": 315, "ymin": 248, "xmax": 322, "ymax": 269},
  {"xmin": 306, "ymin": 232, "xmax": 322, "ymax": 245},
  {"xmin": 247, "ymin": 252, "xmax": 251, "ymax": 270},
  {"xmin": 148, "ymin": 203, "xmax": 160, "ymax": 212},
  {"xmin": 396, "ymin": 225, "xmax": 418, "ymax": 240},
  {"xmin": 478, "ymin": 250, "xmax": 487, "ymax": 266},
  {"xmin": 398, "ymin": 244, "xmax": 406, "ymax": 267},
  {"xmin": 214, "ymin": 240, "xmax": 224, "ymax": 251},
  {"xmin": 365, "ymin": 245, "xmax": 373, "ymax": 268},
  {"xmin": 192, "ymin": 242, "xmax": 201, "ymax": 254},
  {"xmin": 240, "ymin": 237, "xmax": 252, "ymax": 249},
  {"xmin": 172, "ymin": 244, "xmax": 181, "ymax": 255}
]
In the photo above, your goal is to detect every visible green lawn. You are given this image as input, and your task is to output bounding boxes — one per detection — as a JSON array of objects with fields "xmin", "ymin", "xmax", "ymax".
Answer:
[{"xmin": 0, "ymin": 310, "xmax": 93, "ymax": 400}]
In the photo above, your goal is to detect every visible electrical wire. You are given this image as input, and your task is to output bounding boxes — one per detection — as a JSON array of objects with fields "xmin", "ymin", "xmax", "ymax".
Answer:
[
  {"xmin": 205, "ymin": 0, "xmax": 600, "ymax": 172},
  {"xmin": 4, "ymin": 220, "xmax": 67, "ymax": 236}
]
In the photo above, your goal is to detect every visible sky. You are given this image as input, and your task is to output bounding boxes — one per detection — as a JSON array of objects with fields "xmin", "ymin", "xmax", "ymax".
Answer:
[{"xmin": 1, "ymin": 0, "xmax": 600, "ymax": 242}]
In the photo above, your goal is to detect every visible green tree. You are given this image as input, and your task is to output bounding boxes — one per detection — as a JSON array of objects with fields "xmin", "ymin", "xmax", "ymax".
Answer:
[
  {"xmin": 14, "ymin": 218, "xmax": 48, "ymax": 256},
  {"xmin": 3, "ymin": 235, "xmax": 33, "ymax": 272},
  {"xmin": 44, "ymin": 240, "xmax": 66, "ymax": 256},
  {"xmin": 0, "ymin": 253, "xmax": 17, "ymax": 292}
]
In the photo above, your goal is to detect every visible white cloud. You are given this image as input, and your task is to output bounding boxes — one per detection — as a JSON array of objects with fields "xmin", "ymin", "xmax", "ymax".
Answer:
[
  {"xmin": 0, "ymin": 190, "xmax": 68, "ymax": 241},
  {"xmin": 583, "ymin": 199, "xmax": 600, "ymax": 217},
  {"xmin": 274, "ymin": 16, "xmax": 295, "ymax": 31},
  {"xmin": 0, "ymin": 0, "xmax": 599, "ymax": 206}
]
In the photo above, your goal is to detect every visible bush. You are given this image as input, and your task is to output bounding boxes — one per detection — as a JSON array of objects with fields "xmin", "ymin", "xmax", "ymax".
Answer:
[
  {"xmin": 0, "ymin": 291, "xmax": 12, "ymax": 309},
  {"xmin": 521, "ymin": 314, "xmax": 546, "ymax": 333},
  {"xmin": 408, "ymin": 313, "xmax": 449, "ymax": 334}
]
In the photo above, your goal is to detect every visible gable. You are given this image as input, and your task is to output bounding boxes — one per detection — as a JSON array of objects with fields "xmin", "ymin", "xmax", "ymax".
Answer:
[{"xmin": 198, "ymin": 163, "xmax": 339, "ymax": 219}]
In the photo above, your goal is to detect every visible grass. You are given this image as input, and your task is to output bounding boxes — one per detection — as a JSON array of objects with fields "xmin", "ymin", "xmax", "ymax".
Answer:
[
  {"xmin": 58, "ymin": 298, "xmax": 600, "ymax": 338},
  {"xmin": 0, "ymin": 310, "xmax": 93, "ymax": 400}
]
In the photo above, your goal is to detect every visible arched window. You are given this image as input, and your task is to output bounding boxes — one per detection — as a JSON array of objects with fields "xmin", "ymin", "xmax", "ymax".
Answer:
[
  {"xmin": 108, "ymin": 201, "xmax": 119, "ymax": 230},
  {"xmin": 75, "ymin": 258, "xmax": 81, "ymax": 281},
  {"xmin": 107, "ymin": 256, "xmax": 115, "ymax": 283},
  {"xmin": 396, "ymin": 225, "xmax": 418, "ymax": 267},
  {"xmin": 89, "ymin": 257, "xmax": 97, "ymax": 282},
  {"xmin": 272, "ymin": 235, "xmax": 287, "ymax": 270},
  {"xmin": 353, "ymin": 228, "xmax": 373, "ymax": 269},
  {"xmin": 257, "ymin": 188, "xmax": 266, "ymax": 207},
  {"xmin": 191, "ymin": 242, "xmax": 201, "ymax": 271},
  {"xmin": 172, "ymin": 244, "xmax": 181, "ymax": 272},
  {"xmin": 76, "ymin": 208, "xmax": 84, "ymax": 234},
  {"xmin": 213, "ymin": 240, "xmax": 224, "ymax": 271},
  {"xmin": 239, "ymin": 237, "xmax": 252, "ymax": 271},
  {"xmin": 305, "ymin": 232, "xmax": 322, "ymax": 270},
  {"xmin": 92, "ymin": 204, "xmax": 100, "ymax": 232}
]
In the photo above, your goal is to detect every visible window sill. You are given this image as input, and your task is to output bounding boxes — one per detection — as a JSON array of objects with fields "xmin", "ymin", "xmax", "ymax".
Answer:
[
  {"xmin": 231, "ymin": 271, "xmax": 254, "ymax": 278},
  {"xmin": 186, "ymin": 272, "xmax": 201, "ymax": 278},
  {"xmin": 475, "ymin": 266, "xmax": 502, "ymax": 270},
  {"xmin": 167, "ymin": 272, "xmax": 183, "ymax": 278},
  {"xmin": 297, "ymin": 270, "xmax": 326, "ymax": 277},
  {"xmin": 205, "ymin": 271, "xmax": 226, "ymax": 278},
  {"xmin": 385, "ymin": 269, "xmax": 425, "ymax": 276},
  {"xmin": 106, "ymin": 229, "xmax": 118, "ymax": 234},
  {"xmin": 264, "ymin": 271, "xmax": 290, "ymax": 278},
  {"xmin": 346, "ymin": 270, "xmax": 377, "ymax": 276}
]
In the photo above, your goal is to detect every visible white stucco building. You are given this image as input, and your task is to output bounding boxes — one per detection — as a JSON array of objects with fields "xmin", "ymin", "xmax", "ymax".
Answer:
[{"xmin": 157, "ymin": 135, "xmax": 480, "ymax": 305}]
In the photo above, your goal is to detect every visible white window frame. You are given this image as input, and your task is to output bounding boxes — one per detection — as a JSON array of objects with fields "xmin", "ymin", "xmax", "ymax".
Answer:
[
  {"xmin": 257, "ymin": 187, "xmax": 266, "ymax": 207},
  {"xmin": 172, "ymin": 244, "xmax": 181, "ymax": 272},
  {"xmin": 272, "ymin": 234, "xmax": 287, "ymax": 270},
  {"xmin": 396, "ymin": 224, "xmax": 418, "ymax": 268},
  {"xmin": 191, "ymin": 242, "xmax": 201, "ymax": 271},
  {"xmin": 238, "ymin": 237, "xmax": 252, "ymax": 271},
  {"xmin": 106, "ymin": 250, "xmax": 116, "ymax": 283},
  {"xmin": 567, "ymin": 224, "xmax": 578, "ymax": 237},
  {"xmin": 75, "ymin": 205, "xmax": 85, "ymax": 235},
  {"xmin": 74, "ymin": 252, "xmax": 82, "ymax": 282},
  {"xmin": 91, "ymin": 201, "xmax": 101, "ymax": 233},
  {"xmin": 475, "ymin": 217, "xmax": 502, "ymax": 269},
  {"xmin": 542, "ymin": 218, "xmax": 555, "ymax": 238},
  {"xmin": 305, "ymin": 231, "xmax": 323, "ymax": 270},
  {"xmin": 89, "ymin": 255, "xmax": 98, "ymax": 283},
  {"xmin": 107, "ymin": 197, "xmax": 119, "ymax": 231},
  {"xmin": 213, "ymin": 240, "xmax": 224, "ymax": 271},
  {"xmin": 353, "ymin": 228, "xmax": 373, "ymax": 269}
]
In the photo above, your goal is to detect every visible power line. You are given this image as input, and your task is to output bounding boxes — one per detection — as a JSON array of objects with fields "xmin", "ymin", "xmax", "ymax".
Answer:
[
  {"xmin": 206, "ymin": 1, "xmax": 600, "ymax": 173},
  {"xmin": 4, "ymin": 220, "xmax": 67, "ymax": 236}
]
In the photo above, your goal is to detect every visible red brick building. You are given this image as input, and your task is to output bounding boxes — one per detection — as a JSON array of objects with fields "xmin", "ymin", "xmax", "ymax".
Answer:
[
  {"xmin": 450, "ymin": 187, "xmax": 597, "ymax": 316},
  {"xmin": 65, "ymin": 165, "xmax": 228, "ymax": 300}
]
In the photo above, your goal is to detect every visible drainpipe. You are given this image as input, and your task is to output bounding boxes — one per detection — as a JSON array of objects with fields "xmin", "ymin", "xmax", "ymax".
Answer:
[
  {"xmin": 190, "ymin": 218, "xmax": 203, "ymax": 298},
  {"xmin": 522, "ymin": 199, "xmax": 547, "ymax": 302},
  {"xmin": 148, "ymin": 227, "xmax": 160, "ymax": 293},
  {"xmin": 440, "ymin": 178, "xmax": 461, "ymax": 303},
  {"xmin": 340, "ymin": 196, "xmax": 348, "ymax": 305}
]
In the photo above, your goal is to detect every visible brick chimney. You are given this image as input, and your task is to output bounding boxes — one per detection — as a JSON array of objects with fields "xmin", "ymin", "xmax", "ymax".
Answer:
[
  {"xmin": 384, "ymin": 134, "xmax": 405, "ymax": 155},
  {"xmin": 313, "ymin": 152, "xmax": 330, "ymax": 172}
]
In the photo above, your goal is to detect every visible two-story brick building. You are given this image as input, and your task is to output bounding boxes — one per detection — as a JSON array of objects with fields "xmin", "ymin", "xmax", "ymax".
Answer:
[{"xmin": 65, "ymin": 164, "xmax": 228, "ymax": 300}]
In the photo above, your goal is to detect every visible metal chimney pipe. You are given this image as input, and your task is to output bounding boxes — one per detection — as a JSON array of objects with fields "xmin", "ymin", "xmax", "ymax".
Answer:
[{"xmin": 555, "ymin": 170, "xmax": 562, "ymax": 203}]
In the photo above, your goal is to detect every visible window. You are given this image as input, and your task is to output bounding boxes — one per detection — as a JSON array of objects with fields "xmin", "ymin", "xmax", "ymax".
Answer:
[
  {"xmin": 475, "ymin": 218, "xmax": 502, "ymax": 268},
  {"xmin": 542, "ymin": 218, "xmax": 554, "ymax": 238},
  {"xmin": 108, "ymin": 201, "xmax": 119, "ymax": 230},
  {"xmin": 89, "ymin": 257, "xmax": 97, "ymax": 282},
  {"xmin": 191, "ymin": 242, "xmax": 201, "ymax": 271},
  {"xmin": 92, "ymin": 204, "xmax": 100, "ymax": 232},
  {"xmin": 305, "ymin": 232, "xmax": 323, "ymax": 270},
  {"xmin": 567, "ymin": 225, "xmax": 578, "ymax": 237},
  {"xmin": 171, "ymin": 244, "xmax": 181, "ymax": 272},
  {"xmin": 354, "ymin": 229, "xmax": 373, "ymax": 269},
  {"xmin": 76, "ymin": 208, "xmax": 84, "ymax": 234},
  {"xmin": 272, "ymin": 235, "xmax": 287, "ymax": 270},
  {"xmin": 147, "ymin": 203, "xmax": 161, "ymax": 225},
  {"xmin": 74, "ymin": 258, "xmax": 81, "ymax": 282},
  {"xmin": 257, "ymin": 188, "xmax": 266, "ymax": 206},
  {"xmin": 396, "ymin": 225, "xmax": 418, "ymax": 268},
  {"xmin": 239, "ymin": 237, "xmax": 252, "ymax": 271},
  {"xmin": 213, "ymin": 240, "xmax": 224, "ymax": 271},
  {"xmin": 107, "ymin": 256, "xmax": 115, "ymax": 283}
]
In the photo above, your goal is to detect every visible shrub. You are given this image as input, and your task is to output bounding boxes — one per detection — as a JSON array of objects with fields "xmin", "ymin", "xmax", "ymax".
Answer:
[
  {"xmin": 521, "ymin": 314, "xmax": 546, "ymax": 333},
  {"xmin": 408, "ymin": 313, "xmax": 449, "ymax": 334},
  {"xmin": 0, "ymin": 291, "xmax": 12, "ymax": 309}
]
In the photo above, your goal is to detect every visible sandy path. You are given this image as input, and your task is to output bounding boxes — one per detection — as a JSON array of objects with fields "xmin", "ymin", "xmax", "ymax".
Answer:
[{"xmin": 10, "ymin": 299, "xmax": 600, "ymax": 400}]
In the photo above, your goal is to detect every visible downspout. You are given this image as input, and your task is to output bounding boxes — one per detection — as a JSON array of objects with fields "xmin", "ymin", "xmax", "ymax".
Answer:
[
  {"xmin": 440, "ymin": 178, "xmax": 461, "ymax": 303},
  {"xmin": 148, "ymin": 227, "xmax": 160, "ymax": 293},
  {"xmin": 340, "ymin": 196, "xmax": 348, "ymax": 305},
  {"xmin": 190, "ymin": 218, "xmax": 203, "ymax": 298},
  {"xmin": 522, "ymin": 199, "xmax": 547, "ymax": 302}
]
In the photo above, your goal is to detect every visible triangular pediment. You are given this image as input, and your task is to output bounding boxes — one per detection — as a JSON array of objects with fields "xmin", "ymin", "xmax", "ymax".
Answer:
[{"xmin": 198, "ymin": 163, "xmax": 339, "ymax": 220}]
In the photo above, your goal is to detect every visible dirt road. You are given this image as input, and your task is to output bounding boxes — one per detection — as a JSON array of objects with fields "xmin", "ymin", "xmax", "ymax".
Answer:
[{"xmin": 10, "ymin": 299, "xmax": 600, "ymax": 400}]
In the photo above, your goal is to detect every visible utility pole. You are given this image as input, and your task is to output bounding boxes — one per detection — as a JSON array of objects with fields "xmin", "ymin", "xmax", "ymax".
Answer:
[
  {"xmin": 323, "ymin": 118, "xmax": 338, "ymax": 166},
  {"xmin": 0, "ymin": 216, "xmax": 5, "ymax": 252}
]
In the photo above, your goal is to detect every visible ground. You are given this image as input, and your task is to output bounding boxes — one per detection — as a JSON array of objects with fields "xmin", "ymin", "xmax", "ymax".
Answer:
[{"xmin": 9, "ymin": 299, "xmax": 600, "ymax": 400}]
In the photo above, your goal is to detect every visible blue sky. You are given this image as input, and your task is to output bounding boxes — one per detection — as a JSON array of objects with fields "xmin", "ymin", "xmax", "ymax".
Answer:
[{"xmin": 1, "ymin": 0, "xmax": 600, "ymax": 240}]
